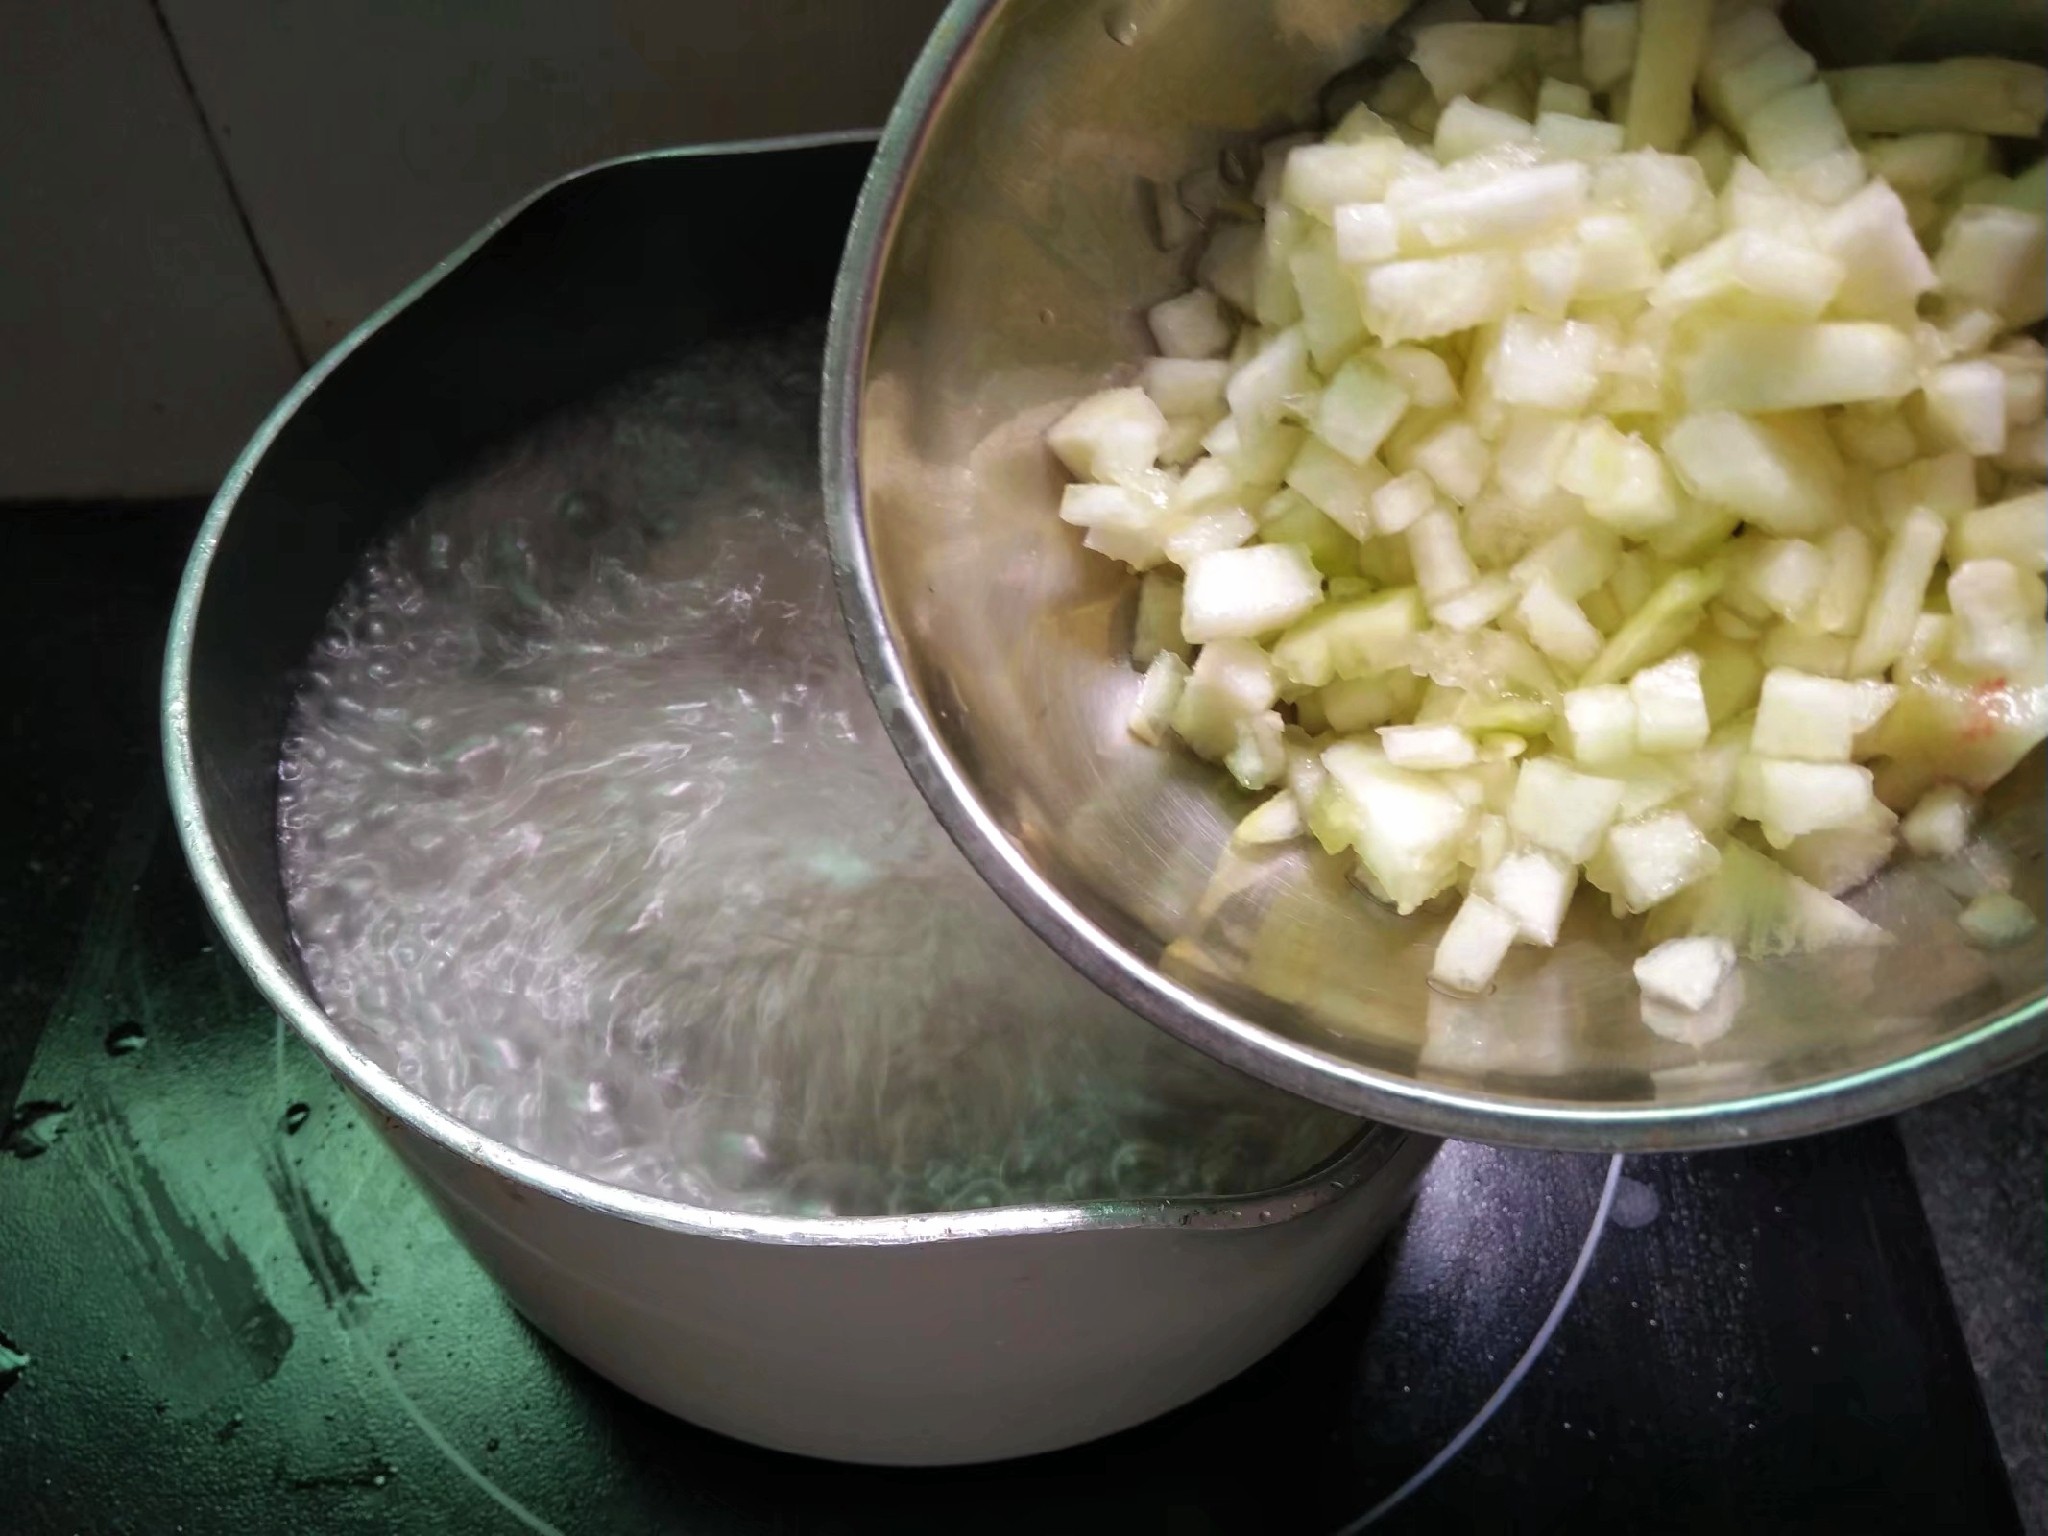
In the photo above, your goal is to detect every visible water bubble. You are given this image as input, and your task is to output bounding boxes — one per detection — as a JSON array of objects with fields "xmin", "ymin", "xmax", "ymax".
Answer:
[
  {"xmin": 274, "ymin": 326, "xmax": 1357, "ymax": 1218},
  {"xmin": 105, "ymin": 1021, "xmax": 148, "ymax": 1056},
  {"xmin": 282, "ymin": 1103, "xmax": 311, "ymax": 1136}
]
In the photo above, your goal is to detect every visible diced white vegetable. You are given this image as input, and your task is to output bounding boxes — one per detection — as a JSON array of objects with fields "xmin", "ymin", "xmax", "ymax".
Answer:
[
  {"xmin": 1813, "ymin": 526, "xmax": 1874, "ymax": 638},
  {"xmin": 1946, "ymin": 560, "xmax": 2047, "ymax": 676},
  {"xmin": 1760, "ymin": 626, "xmax": 1850, "ymax": 678},
  {"xmin": 1406, "ymin": 507, "xmax": 1479, "ymax": 604},
  {"xmin": 1753, "ymin": 668, "xmax": 1894, "ymax": 761},
  {"xmin": 1362, "ymin": 252, "xmax": 1518, "ymax": 343},
  {"xmin": 1163, "ymin": 505, "xmax": 1258, "ymax": 566},
  {"xmin": 1319, "ymin": 671, "xmax": 1424, "ymax": 732},
  {"xmin": 1594, "ymin": 151, "xmax": 1718, "ymax": 257},
  {"xmin": 1485, "ymin": 315, "xmax": 1609, "ymax": 413},
  {"xmin": 1733, "ymin": 537, "xmax": 1829, "ymax": 625},
  {"xmin": 1395, "ymin": 159, "xmax": 1588, "ymax": 248},
  {"xmin": 1148, "ymin": 290, "xmax": 1236, "ymax": 360},
  {"xmin": 1563, "ymin": 683, "xmax": 1638, "ymax": 765},
  {"xmin": 1825, "ymin": 59, "xmax": 2048, "ymax": 138},
  {"xmin": 1634, "ymin": 935, "xmax": 1737, "ymax": 1010},
  {"xmin": 1559, "ymin": 418, "xmax": 1679, "ymax": 534},
  {"xmin": 1575, "ymin": 213, "xmax": 1665, "ymax": 299},
  {"xmin": 1645, "ymin": 838, "xmax": 1891, "ymax": 956},
  {"xmin": 1270, "ymin": 587, "xmax": 1426, "ymax": 687},
  {"xmin": 1681, "ymin": 323, "xmax": 1919, "ymax": 412},
  {"xmin": 1651, "ymin": 229, "xmax": 1844, "ymax": 319},
  {"xmin": 1511, "ymin": 756, "xmax": 1628, "ymax": 861},
  {"xmin": 1744, "ymin": 82, "xmax": 1863, "ymax": 203},
  {"xmin": 1227, "ymin": 326, "xmax": 1316, "ymax": 425},
  {"xmin": 1170, "ymin": 638, "xmax": 1277, "ymax": 758},
  {"xmin": 1830, "ymin": 403, "xmax": 1920, "ymax": 471},
  {"xmin": 1935, "ymin": 205, "xmax": 2048, "ymax": 327},
  {"xmin": 1850, "ymin": 508, "xmax": 1947, "ymax": 677},
  {"xmin": 1922, "ymin": 360, "xmax": 2008, "ymax": 457},
  {"xmin": 1432, "ymin": 575, "xmax": 1520, "ymax": 633},
  {"xmin": 1480, "ymin": 848, "xmax": 1579, "ymax": 945},
  {"xmin": 1815, "ymin": 181, "xmax": 1937, "ymax": 320},
  {"xmin": 1629, "ymin": 651, "xmax": 1710, "ymax": 753},
  {"xmin": 1198, "ymin": 222, "xmax": 1261, "ymax": 314},
  {"xmin": 1901, "ymin": 782, "xmax": 1975, "ymax": 857},
  {"xmin": 1409, "ymin": 420, "xmax": 1492, "ymax": 504},
  {"xmin": 1516, "ymin": 576, "xmax": 1606, "ymax": 672},
  {"xmin": 1322, "ymin": 741, "xmax": 1476, "ymax": 913},
  {"xmin": 1433, "ymin": 95, "xmax": 1531, "ymax": 162},
  {"xmin": 1958, "ymin": 890, "xmax": 2038, "ymax": 949},
  {"xmin": 1334, "ymin": 202, "xmax": 1400, "ymax": 264},
  {"xmin": 1128, "ymin": 652, "xmax": 1190, "ymax": 745},
  {"xmin": 1949, "ymin": 490, "xmax": 2048, "ymax": 573},
  {"xmin": 1581, "ymin": 2, "xmax": 1640, "ymax": 92},
  {"xmin": 1410, "ymin": 23, "xmax": 1574, "ymax": 105},
  {"xmin": 1234, "ymin": 790, "xmax": 1304, "ymax": 844},
  {"xmin": 1370, "ymin": 470, "xmax": 1438, "ymax": 536},
  {"xmin": 1290, "ymin": 239, "xmax": 1369, "ymax": 372},
  {"xmin": 1776, "ymin": 799, "xmax": 1899, "ymax": 894},
  {"xmin": 1226, "ymin": 709, "xmax": 1289, "ymax": 790},
  {"xmin": 1624, "ymin": 0, "xmax": 1713, "ymax": 152},
  {"xmin": 1286, "ymin": 436, "xmax": 1386, "ymax": 539},
  {"xmin": 1540, "ymin": 112, "xmax": 1627, "ymax": 162},
  {"xmin": 1431, "ymin": 892, "xmax": 1521, "ymax": 993},
  {"xmin": 1380, "ymin": 722, "xmax": 1480, "ymax": 770},
  {"xmin": 1872, "ymin": 453, "xmax": 1977, "ymax": 525},
  {"xmin": 1662, "ymin": 411, "xmax": 1843, "ymax": 536},
  {"xmin": 1518, "ymin": 240, "xmax": 1584, "ymax": 319},
  {"xmin": 1704, "ymin": 28, "xmax": 1817, "ymax": 131},
  {"xmin": 1735, "ymin": 756, "xmax": 1879, "ymax": 844},
  {"xmin": 1049, "ymin": 388, "xmax": 1169, "ymax": 484},
  {"xmin": 1601, "ymin": 810, "xmax": 1722, "ymax": 912},
  {"xmin": 1314, "ymin": 354, "xmax": 1411, "ymax": 463},
  {"xmin": 1282, "ymin": 139, "xmax": 1411, "ymax": 219},
  {"xmin": 1254, "ymin": 203, "xmax": 1307, "ymax": 327},
  {"xmin": 1492, "ymin": 413, "xmax": 1576, "ymax": 513},
  {"xmin": 1061, "ymin": 482, "xmax": 1169, "ymax": 568},
  {"xmin": 1377, "ymin": 347, "xmax": 1462, "ymax": 410},
  {"xmin": 1181, "ymin": 543, "xmax": 1324, "ymax": 642},
  {"xmin": 1538, "ymin": 77, "xmax": 1595, "ymax": 118},
  {"xmin": 1142, "ymin": 358, "xmax": 1233, "ymax": 419}
]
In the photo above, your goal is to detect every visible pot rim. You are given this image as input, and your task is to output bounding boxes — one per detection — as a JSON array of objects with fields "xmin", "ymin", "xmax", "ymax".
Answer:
[
  {"xmin": 163, "ymin": 128, "xmax": 1407, "ymax": 1251},
  {"xmin": 818, "ymin": 0, "xmax": 2048, "ymax": 1152}
]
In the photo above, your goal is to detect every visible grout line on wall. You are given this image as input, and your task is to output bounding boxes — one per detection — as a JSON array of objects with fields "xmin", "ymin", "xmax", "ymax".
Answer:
[{"xmin": 146, "ymin": 0, "xmax": 313, "ymax": 372}]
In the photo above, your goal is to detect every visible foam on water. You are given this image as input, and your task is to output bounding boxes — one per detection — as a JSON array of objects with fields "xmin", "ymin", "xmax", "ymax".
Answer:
[{"xmin": 279, "ymin": 323, "xmax": 1353, "ymax": 1217}]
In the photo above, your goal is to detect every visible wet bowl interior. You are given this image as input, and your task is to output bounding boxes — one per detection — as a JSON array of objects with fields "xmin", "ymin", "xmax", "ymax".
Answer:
[
  {"xmin": 163, "ymin": 138, "xmax": 1437, "ymax": 1466},
  {"xmin": 826, "ymin": 0, "xmax": 2048, "ymax": 1150}
]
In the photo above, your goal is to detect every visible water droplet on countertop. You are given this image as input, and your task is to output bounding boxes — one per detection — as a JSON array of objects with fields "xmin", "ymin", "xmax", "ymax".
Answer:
[
  {"xmin": 283, "ymin": 1102, "xmax": 311, "ymax": 1135},
  {"xmin": 2, "ymin": 1101, "xmax": 71, "ymax": 1159},
  {"xmin": 105, "ymin": 1021, "xmax": 148, "ymax": 1056},
  {"xmin": 1103, "ymin": 5, "xmax": 1140, "ymax": 45},
  {"xmin": 1609, "ymin": 1175, "xmax": 1661, "ymax": 1230}
]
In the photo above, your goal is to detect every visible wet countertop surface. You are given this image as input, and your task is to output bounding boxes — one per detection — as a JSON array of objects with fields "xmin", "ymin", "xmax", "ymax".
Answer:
[{"xmin": 1, "ymin": 502, "xmax": 2040, "ymax": 1534}]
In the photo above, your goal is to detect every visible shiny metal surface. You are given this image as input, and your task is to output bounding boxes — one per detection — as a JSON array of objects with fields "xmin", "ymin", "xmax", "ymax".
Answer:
[
  {"xmin": 162, "ymin": 135, "xmax": 1435, "ymax": 1464},
  {"xmin": 824, "ymin": 0, "xmax": 2048, "ymax": 1150}
]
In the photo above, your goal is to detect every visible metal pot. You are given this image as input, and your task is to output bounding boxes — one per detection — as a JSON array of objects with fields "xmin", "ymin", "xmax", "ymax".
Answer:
[
  {"xmin": 164, "ymin": 135, "xmax": 1435, "ymax": 1467},
  {"xmin": 824, "ymin": 0, "xmax": 2048, "ymax": 1151}
]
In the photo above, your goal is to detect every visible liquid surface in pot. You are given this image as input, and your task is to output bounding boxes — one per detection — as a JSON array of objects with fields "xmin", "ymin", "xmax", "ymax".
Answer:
[{"xmin": 277, "ymin": 321, "xmax": 1354, "ymax": 1217}]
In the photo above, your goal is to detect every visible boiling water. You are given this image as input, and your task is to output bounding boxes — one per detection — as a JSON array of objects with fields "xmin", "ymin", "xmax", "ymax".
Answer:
[{"xmin": 279, "ymin": 323, "xmax": 1353, "ymax": 1217}]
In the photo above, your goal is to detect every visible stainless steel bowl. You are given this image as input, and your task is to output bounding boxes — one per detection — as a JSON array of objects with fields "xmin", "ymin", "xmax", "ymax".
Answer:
[
  {"xmin": 824, "ymin": 0, "xmax": 2048, "ymax": 1150},
  {"xmin": 163, "ymin": 136, "xmax": 1435, "ymax": 1466}
]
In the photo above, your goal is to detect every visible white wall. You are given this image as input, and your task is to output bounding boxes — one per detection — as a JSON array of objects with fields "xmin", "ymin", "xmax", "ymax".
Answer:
[{"xmin": 2, "ymin": 0, "xmax": 945, "ymax": 500}]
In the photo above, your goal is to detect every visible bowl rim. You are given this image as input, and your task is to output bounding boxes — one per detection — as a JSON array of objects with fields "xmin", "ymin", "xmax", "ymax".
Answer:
[
  {"xmin": 819, "ymin": 0, "xmax": 2048, "ymax": 1152},
  {"xmin": 163, "ymin": 128, "xmax": 1411, "ymax": 1251}
]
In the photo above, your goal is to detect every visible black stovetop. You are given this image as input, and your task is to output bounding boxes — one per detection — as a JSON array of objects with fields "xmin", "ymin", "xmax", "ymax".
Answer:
[{"xmin": 1, "ymin": 502, "xmax": 2039, "ymax": 1535}]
